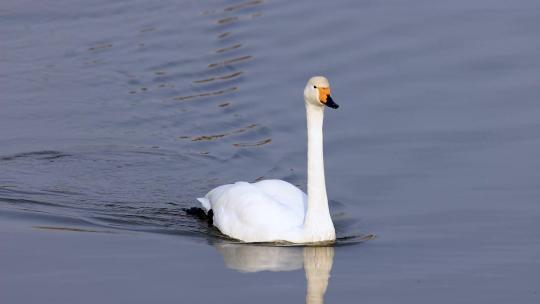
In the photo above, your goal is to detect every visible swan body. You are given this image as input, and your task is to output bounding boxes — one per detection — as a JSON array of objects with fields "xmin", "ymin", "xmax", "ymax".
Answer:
[
  {"xmin": 197, "ymin": 76, "xmax": 340, "ymax": 243},
  {"xmin": 198, "ymin": 180, "xmax": 307, "ymax": 242}
]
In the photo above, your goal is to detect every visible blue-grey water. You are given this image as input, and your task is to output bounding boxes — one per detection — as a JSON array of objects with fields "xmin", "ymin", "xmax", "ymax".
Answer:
[{"xmin": 2, "ymin": 0, "xmax": 540, "ymax": 303}]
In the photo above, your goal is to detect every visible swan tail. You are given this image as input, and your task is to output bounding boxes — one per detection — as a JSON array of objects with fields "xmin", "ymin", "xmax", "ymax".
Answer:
[{"xmin": 197, "ymin": 197, "xmax": 211, "ymax": 212}]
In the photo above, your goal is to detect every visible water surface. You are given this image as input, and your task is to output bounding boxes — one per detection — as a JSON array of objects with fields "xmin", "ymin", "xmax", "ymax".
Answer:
[{"xmin": 2, "ymin": 0, "xmax": 540, "ymax": 303}]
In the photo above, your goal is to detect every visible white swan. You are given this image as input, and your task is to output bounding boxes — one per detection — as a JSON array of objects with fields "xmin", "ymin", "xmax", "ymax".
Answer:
[{"xmin": 197, "ymin": 76, "xmax": 340, "ymax": 243}]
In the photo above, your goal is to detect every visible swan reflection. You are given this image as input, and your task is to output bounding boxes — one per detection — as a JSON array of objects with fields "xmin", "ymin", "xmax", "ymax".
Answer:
[{"xmin": 214, "ymin": 243, "xmax": 334, "ymax": 304}]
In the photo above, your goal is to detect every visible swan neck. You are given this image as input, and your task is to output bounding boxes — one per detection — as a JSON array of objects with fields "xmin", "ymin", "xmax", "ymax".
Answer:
[{"xmin": 304, "ymin": 104, "xmax": 333, "ymax": 234}]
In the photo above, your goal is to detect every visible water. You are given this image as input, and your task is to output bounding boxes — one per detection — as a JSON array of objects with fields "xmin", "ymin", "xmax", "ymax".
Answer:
[{"xmin": 2, "ymin": 0, "xmax": 540, "ymax": 302}]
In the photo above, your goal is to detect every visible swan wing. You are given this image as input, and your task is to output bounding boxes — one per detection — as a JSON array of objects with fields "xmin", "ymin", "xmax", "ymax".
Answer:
[
  {"xmin": 200, "ymin": 181, "xmax": 305, "ymax": 242},
  {"xmin": 252, "ymin": 179, "xmax": 306, "ymax": 218}
]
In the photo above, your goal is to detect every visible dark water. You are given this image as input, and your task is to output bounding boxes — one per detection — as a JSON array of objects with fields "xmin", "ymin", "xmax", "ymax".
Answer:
[{"xmin": 2, "ymin": 0, "xmax": 540, "ymax": 303}]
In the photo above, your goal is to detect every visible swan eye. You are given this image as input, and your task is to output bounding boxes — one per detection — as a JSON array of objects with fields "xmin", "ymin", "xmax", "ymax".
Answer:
[{"xmin": 313, "ymin": 85, "xmax": 317, "ymax": 89}]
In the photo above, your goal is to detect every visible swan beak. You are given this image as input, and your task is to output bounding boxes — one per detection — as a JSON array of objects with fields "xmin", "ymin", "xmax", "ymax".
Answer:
[
  {"xmin": 318, "ymin": 87, "xmax": 339, "ymax": 109},
  {"xmin": 324, "ymin": 95, "xmax": 339, "ymax": 109}
]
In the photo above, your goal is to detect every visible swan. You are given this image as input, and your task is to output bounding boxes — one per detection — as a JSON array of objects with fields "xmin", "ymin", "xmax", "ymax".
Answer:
[{"xmin": 197, "ymin": 76, "xmax": 340, "ymax": 243}]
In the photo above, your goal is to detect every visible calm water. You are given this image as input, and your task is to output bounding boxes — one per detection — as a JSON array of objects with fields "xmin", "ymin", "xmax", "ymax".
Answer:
[{"xmin": 2, "ymin": 0, "xmax": 540, "ymax": 303}]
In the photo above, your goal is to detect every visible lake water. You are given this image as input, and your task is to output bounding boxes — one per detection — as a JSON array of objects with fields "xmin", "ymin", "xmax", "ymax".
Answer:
[{"xmin": 2, "ymin": 0, "xmax": 540, "ymax": 303}]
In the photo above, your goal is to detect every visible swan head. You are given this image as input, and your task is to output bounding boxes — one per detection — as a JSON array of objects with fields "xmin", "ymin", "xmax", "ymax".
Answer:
[{"xmin": 304, "ymin": 76, "xmax": 339, "ymax": 109}]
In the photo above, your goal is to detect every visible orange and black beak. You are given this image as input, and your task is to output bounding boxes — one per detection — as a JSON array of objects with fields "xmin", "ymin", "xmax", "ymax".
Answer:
[{"xmin": 318, "ymin": 87, "xmax": 339, "ymax": 109}]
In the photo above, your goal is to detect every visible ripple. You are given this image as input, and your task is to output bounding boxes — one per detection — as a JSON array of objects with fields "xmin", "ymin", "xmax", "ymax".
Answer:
[
  {"xmin": 182, "ymin": 123, "xmax": 259, "ymax": 141},
  {"xmin": 172, "ymin": 86, "xmax": 238, "ymax": 101},
  {"xmin": 224, "ymin": 0, "xmax": 264, "ymax": 12},
  {"xmin": 139, "ymin": 27, "xmax": 157, "ymax": 33},
  {"xmin": 193, "ymin": 71, "xmax": 243, "ymax": 84},
  {"xmin": 208, "ymin": 55, "xmax": 253, "ymax": 68},
  {"xmin": 34, "ymin": 226, "xmax": 116, "ymax": 234},
  {"xmin": 216, "ymin": 43, "xmax": 243, "ymax": 53},
  {"xmin": 87, "ymin": 43, "xmax": 113, "ymax": 52},
  {"xmin": 217, "ymin": 16, "xmax": 239, "ymax": 25},
  {"xmin": 239, "ymin": 234, "xmax": 376, "ymax": 247},
  {"xmin": 217, "ymin": 32, "xmax": 232, "ymax": 39},
  {"xmin": 233, "ymin": 138, "xmax": 272, "ymax": 147},
  {"xmin": 0, "ymin": 150, "xmax": 71, "ymax": 162}
]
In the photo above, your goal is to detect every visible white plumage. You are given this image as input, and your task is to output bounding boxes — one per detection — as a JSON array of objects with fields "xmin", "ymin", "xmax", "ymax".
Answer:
[
  {"xmin": 197, "ymin": 76, "xmax": 340, "ymax": 243},
  {"xmin": 198, "ymin": 180, "xmax": 306, "ymax": 242}
]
